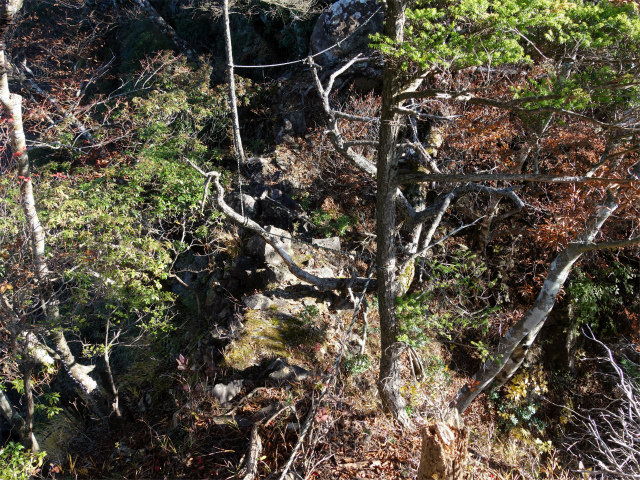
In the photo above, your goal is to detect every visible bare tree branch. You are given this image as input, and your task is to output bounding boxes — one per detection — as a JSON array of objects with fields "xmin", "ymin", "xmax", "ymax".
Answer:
[
  {"xmin": 572, "ymin": 236, "xmax": 640, "ymax": 252},
  {"xmin": 562, "ymin": 329, "xmax": 640, "ymax": 478},
  {"xmin": 183, "ymin": 159, "xmax": 376, "ymax": 291},
  {"xmin": 398, "ymin": 173, "xmax": 640, "ymax": 185}
]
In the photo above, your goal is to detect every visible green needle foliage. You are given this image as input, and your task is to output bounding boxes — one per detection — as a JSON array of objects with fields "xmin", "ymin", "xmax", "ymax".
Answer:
[
  {"xmin": 372, "ymin": 0, "xmax": 640, "ymax": 111},
  {"xmin": 397, "ymin": 251, "xmax": 499, "ymax": 351}
]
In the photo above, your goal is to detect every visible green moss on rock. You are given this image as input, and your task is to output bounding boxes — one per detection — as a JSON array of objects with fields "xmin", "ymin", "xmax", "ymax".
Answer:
[{"xmin": 223, "ymin": 309, "xmax": 327, "ymax": 370}]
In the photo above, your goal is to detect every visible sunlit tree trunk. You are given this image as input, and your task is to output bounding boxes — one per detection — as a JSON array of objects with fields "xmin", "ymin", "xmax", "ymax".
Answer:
[
  {"xmin": 376, "ymin": 0, "xmax": 410, "ymax": 427},
  {"xmin": 453, "ymin": 192, "xmax": 620, "ymax": 412},
  {"xmin": 0, "ymin": 0, "xmax": 104, "ymax": 437},
  {"xmin": 223, "ymin": 0, "xmax": 245, "ymax": 164}
]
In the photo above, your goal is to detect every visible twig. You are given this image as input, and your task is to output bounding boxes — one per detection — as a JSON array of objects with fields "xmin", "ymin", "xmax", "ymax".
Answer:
[
  {"xmin": 242, "ymin": 423, "xmax": 263, "ymax": 480},
  {"xmin": 225, "ymin": 387, "xmax": 269, "ymax": 416}
]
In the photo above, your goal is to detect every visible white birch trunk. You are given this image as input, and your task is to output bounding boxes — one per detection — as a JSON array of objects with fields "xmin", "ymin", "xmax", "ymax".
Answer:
[
  {"xmin": 0, "ymin": 0, "xmax": 102, "ymax": 422},
  {"xmin": 223, "ymin": 0, "xmax": 245, "ymax": 164},
  {"xmin": 453, "ymin": 192, "xmax": 619, "ymax": 413}
]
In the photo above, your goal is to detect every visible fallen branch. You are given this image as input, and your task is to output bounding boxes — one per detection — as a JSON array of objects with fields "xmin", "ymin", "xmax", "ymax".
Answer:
[
  {"xmin": 183, "ymin": 159, "xmax": 376, "ymax": 292},
  {"xmin": 242, "ymin": 423, "xmax": 263, "ymax": 480},
  {"xmin": 398, "ymin": 172, "xmax": 639, "ymax": 185}
]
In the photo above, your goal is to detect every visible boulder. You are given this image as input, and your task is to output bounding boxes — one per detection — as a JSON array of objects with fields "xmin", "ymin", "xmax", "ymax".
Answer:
[
  {"xmin": 310, "ymin": 0, "xmax": 384, "ymax": 67},
  {"xmin": 265, "ymin": 358, "xmax": 310, "ymax": 384},
  {"xmin": 246, "ymin": 226, "xmax": 294, "ymax": 266},
  {"xmin": 262, "ymin": 264, "xmax": 297, "ymax": 286},
  {"xmin": 250, "ymin": 184, "xmax": 302, "ymax": 212},
  {"xmin": 223, "ymin": 255, "xmax": 264, "ymax": 296},
  {"xmin": 260, "ymin": 200, "xmax": 304, "ymax": 231},
  {"xmin": 226, "ymin": 192, "xmax": 260, "ymax": 220},
  {"xmin": 211, "ymin": 380, "xmax": 246, "ymax": 406},
  {"xmin": 276, "ymin": 110, "xmax": 306, "ymax": 144},
  {"xmin": 171, "ymin": 252, "xmax": 210, "ymax": 294},
  {"xmin": 243, "ymin": 294, "xmax": 274, "ymax": 310},
  {"xmin": 312, "ymin": 236, "xmax": 341, "ymax": 252}
]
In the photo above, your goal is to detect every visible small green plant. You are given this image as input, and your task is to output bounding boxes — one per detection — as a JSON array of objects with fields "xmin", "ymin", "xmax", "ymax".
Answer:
[
  {"xmin": 396, "ymin": 251, "xmax": 499, "ymax": 348},
  {"xmin": 568, "ymin": 262, "xmax": 636, "ymax": 334},
  {"xmin": 35, "ymin": 391, "xmax": 63, "ymax": 419},
  {"xmin": 491, "ymin": 366, "xmax": 548, "ymax": 433},
  {"xmin": 310, "ymin": 211, "xmax": 357, "ymax": 238},
  {"xmin": 343, "ymin": 353, "xmax": 373, "ymax": 375},
  {"xmin": 299, "ymin": 304, "xmax": 319, "ymax": 325},
  {"xmin": 0, "ymin": 442, "xmax": 46, "ymax": 480}
]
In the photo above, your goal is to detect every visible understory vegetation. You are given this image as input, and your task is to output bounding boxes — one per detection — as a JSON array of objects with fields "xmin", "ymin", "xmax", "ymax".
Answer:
[{"xmin": 0, "ymin": 0, "xmax": 639, "ymax": 479}]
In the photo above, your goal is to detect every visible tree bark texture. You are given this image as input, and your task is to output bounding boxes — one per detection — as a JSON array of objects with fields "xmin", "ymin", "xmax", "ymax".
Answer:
[
  {"xmin": 417, "ymin": 416, "xmax": 469, "ymax": 480},
  {"xmin": 223, "ymin": 0, "xmax": 245, "ymax": 164},
  {"xmin": 0, "ymin": 387, "xmax": 27, "ymax": 439},
  {"xmin": 242, "ymin": 423, "xmax": 262, "ymax": 480},
  {"xmin": 453, "ymin": 192, "xmax": 620, "ymax": 413},
  {"xmin": 50, "ymin": 330, "xmax": 99, "ymax": 394},
  {"xmin": 2, "ymin": 0, "xmax": 106, "ymax": 399},
  {"xmin": 22, "ymin": 360, "xmax": 40, "ymax": 452},
  {"xmin": 376, "ymin": 0, "xmax": 410, "ymax": 427}
]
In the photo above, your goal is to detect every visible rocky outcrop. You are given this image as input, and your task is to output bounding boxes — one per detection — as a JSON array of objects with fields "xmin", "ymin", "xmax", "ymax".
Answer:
[
  {"xmin": 246, "ymin": 225, "xmax": 294, "ymax": 267},
  {"xmin": 310, "ymin": 0, "xmax": 384, "ymax": 69}
]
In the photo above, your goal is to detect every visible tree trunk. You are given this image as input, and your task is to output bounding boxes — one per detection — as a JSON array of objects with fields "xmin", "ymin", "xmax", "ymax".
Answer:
[
  {"xmin": 50, "ymin": 330, "xmax": 99, "ymax": 394},
  {"xmin": 417, "ymin": 411, "xmax": 468, "ymax": 480},
  {"xmin": 223, "ymin": 0, "xmax": 245, "ymax": 164},
  {"xmin": 376, "ymin": 0, "xmax": 410, "ymax": 427},
  {"xmin": 1, "ymin": 0, "xmax": 107, "ymax": 429},
  {"xmin": 22, "ymin": 359, "xmax": 39, "ymax": 452},
  {"xmin": 453, "ymin": 191, "xmax": 620, "ymax": 413},
  {"xmin": 0, "ymin": 388, "xmax": 27, "ymax": 440}
]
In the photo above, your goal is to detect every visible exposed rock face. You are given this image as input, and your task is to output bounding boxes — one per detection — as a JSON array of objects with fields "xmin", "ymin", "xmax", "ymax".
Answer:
[
  {"xmin": 247, "ymin": 183, "xmax": 311, "ymax": 232},
  {"xmin": 310, "ymin": 0, "xmax": 384, "ymax": 66},
  {"xmin": 246, "ymin": 225, "xmax": 294, "ymax": 267},
  {"xmin": 223, "ymin": 255, "xmax": 264, "ymax": 296},
  {"xmin": 211, "ymin": 380, "xmax": 246, "ymax": 406},
  {"xmin": 276, "ymin": 110, "xmax": 306, "ymax": 144},
  {"xmin": 243, "ymin": 294, "xmax": 274, "ymax": 310},
  {"xmin": 312, "ymin": 237, "xmax": 341, "ymax": 252},
  {"xmin": 227, "ymin": 192, "xmax": 260, "ymax": 220},
  {"xmin": 266, "ymin": 358, "xmax": 310, "ymax": 384}
]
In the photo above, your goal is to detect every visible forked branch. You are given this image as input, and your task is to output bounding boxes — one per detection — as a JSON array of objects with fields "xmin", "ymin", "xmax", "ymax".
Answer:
[{"xmin": 184, "ymin": 159, "xmax": 376, "ymax": 291}]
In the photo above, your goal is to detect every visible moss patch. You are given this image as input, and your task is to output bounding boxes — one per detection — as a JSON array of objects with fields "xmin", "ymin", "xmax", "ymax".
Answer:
[{"xmin": 223, "ymin": 308, "xmax": 327, "ymax": 371}]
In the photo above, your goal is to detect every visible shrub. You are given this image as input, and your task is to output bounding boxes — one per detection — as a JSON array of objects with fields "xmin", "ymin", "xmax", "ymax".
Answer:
[{"xmin": 0, "ymin": 442, "xmax": 46, "ymax": 480}]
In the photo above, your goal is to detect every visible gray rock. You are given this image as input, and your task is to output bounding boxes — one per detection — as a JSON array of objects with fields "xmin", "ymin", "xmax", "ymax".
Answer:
[
  {"xmin": 227, "ymin": 193, "xmax": 260, "ymax": 219},
  {"xmin": 261, "ymin": 200, "xmax": 309, "ymax": 232},
  {"xmin": 277, "ymin": 179, "xmax": 303, "ymax": 196},
  {"xmin": 274, "ymin": 148, "xmax": 295, "ymax": 172},
  {"xmin": 211, "ymin": 379, "xmax": 245, "ymax": 406},
  {"xmin": 266, "ymin": 358, "xmax": 310, "ymax": 384},
  {"xmin": 243, "ymin": 294, "xmax": 274, "ymax": 310},
  {"xmin": 246, "ymin": 226, "xmax": 293, "ymax": 266},
  {"xmin": 262, "ymin": 264, "xmax": 297, "ymax": 286},
  {"xmin": 318, "ymin": 266, "xmax": 335, "ymax": 277},
  {"xmin": 312, "ymin": 237, "xmax": 341, "ymax": 252},
  {"xmin": 172, "ymin": 252, "xmax": 210, "ymax": 294},
  {"xmin": 244, "ymin": 156, "xmax": 271, "ymax": 183},
  {"xmin": 251, "ymin": 184, "xmax": 302, "ymax": 212},
  {"xmin": 276, "ymin": 110, "xmax": 306, "ymax": 144},
  {"xmin": 222, "ymin": 255, "xmax": 264, "ymax": 297},
  {"xmin": 310, "ymin": 0, "xmax": 384, "ymax": 66}
]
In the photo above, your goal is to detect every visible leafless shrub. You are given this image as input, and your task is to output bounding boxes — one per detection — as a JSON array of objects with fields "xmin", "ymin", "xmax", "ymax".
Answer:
[{"xmin": 563, "ymin": 328, "xmax": 640, "ymax": 479}]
